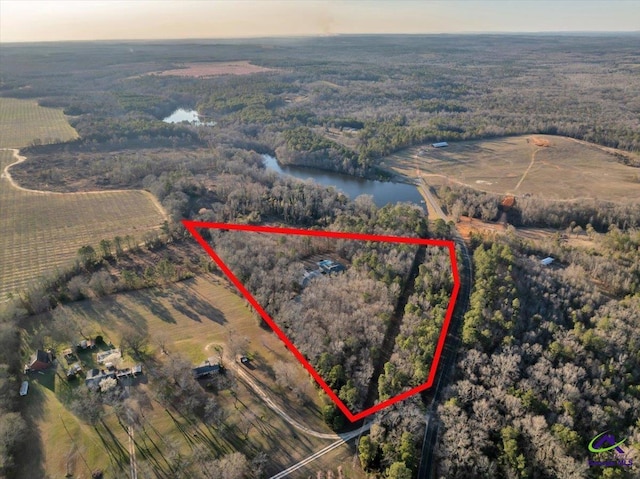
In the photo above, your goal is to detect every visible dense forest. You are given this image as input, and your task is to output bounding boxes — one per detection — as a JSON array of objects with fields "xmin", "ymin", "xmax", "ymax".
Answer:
[
  {"xmin": 435, "ymin": 230, "xmax": 640, "ymax": 478},
  {"xmin": 206, "ymin": 202, "xmax": 438, "ymax": 418},
  {"xmin": 1, "ymin": 35, "xmax": 639, "ymax": 478}
]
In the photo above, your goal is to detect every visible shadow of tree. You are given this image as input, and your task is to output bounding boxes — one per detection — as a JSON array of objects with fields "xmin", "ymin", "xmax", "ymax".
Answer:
[
  {"xmin": 171, "ymin": 287, "xmax": 226, "ymax": 325},
  {"xmin": 129, "ymin": 290, "xmax": 176, "ymax": 324},
  {"xmin": 13, "ymin": 381, "xmax": 47, "ymax": 479}
]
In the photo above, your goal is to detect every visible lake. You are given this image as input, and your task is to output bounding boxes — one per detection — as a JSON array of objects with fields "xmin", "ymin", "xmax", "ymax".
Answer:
[
  {"xmin": 262, "ymin": 155, "xmax": 424, "ymax": 209},
  {"xmin": 163, "ymin": 108, "xmax": 216, "ymax": 126}
]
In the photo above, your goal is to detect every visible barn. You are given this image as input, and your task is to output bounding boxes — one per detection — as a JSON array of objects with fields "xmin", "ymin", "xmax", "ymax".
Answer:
[
  {"xmin": 27, "ymin": 350, "xmax": 53, "ymax": 371},
  {"xmin": 432, "ymin": 142, "xmax": 449, "ymax": 148}
]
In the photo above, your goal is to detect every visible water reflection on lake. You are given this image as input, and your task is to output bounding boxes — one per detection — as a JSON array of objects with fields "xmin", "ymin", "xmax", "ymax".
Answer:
[
  {"xmin": 163, "ymin": 109, "xmax": 216, "ymax": 126},
  {"xmin": 263, "ymin": 154, "xmax": 424, "ymax": 209}
]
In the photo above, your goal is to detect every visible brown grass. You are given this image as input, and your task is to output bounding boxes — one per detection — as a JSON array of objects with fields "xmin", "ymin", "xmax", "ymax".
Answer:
[
  {"xmin": 455, "ymin": 215, "xmax": 601, "ymax": 254},
  {"xmin": 529, "ymin": 136, "xmax": 551, "ymax": 147},
  {"xmin": 147, "ymin": 61, "xmax": 276, "ymax": 78},
  {"xmin": 0, "ymin": 97, "xmax": 78, "ymax": 148},
  {"xmin": 0, "ymin": 150, "xmax": 166, "ymax": 299},
  {"xmin": 313, "ymin": 126, "xmax": 361, "ymax": 150},
  {"xmin": 382, "ymin": 134, "xmax": 640, "ymax": 202},
  {"xmin": 18, "ymin": 275, "xmax": 361, "ymax": 477}
]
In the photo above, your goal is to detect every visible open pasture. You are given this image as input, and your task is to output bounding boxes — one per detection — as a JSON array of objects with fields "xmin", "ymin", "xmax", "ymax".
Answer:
[
  {"xmin": 146, "ymin": 61, "xmax": 277, "ymax": 77},
  {"xmin": 0, "ymin": 97, "xmax": 79, "ymax": 148},
  {"xmin": 382, "ymin": 135, "xmax": 640, "ymax": 201},
  {"xmin": 0, "ymin": 150, "xmax": 165, "ymax": 298}
]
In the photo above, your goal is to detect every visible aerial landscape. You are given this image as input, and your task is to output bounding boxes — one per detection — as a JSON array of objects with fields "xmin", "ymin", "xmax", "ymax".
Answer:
[{"xmin": 0, "ymin": 1, "xmax": 639, "ymax": 478}]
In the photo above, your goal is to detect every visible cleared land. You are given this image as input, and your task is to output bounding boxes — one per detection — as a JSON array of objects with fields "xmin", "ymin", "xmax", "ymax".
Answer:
[
  {"xmin": 313, "ymin": 126, "xmax": 361, "ymax": 150},
  {"xmin": 18, "ymin": 275, "xmax": 361, "ymax": 478},
  {"xmin": 146, "ymin": 61, "xmax": 277, "ymax": 77},
  {"xmin": 0, "ymin": 97, "xmax": 79, "ymax": 148},
  {"xmin": 0, "ymin": 98, "xmax": 166, "ymax": 298},
  {"xmin": 382, "ymin": 134, "xmax": 640, "ymax": 201},
  {"xmin": 455, "ymin": 215, "xmax": 602, "ymax": 253},
  {"xmin": 0, "ymin": 149, "xmax": 166, "ymax": 298}
]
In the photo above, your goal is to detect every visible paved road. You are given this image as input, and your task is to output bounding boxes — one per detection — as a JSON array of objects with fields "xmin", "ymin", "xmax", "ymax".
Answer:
[{"xmin": 415, "ymin": 178, "xmax": 474, "ymax": 479}]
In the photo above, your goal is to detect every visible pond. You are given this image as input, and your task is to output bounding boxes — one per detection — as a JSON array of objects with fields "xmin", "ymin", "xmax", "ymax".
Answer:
[
  {"xmin": 162, "ymin": 108, "xmax": 216, "ymax": 126},
  {"xmin": 262, "ymin": 155, "xmax": 424, "ymax": 209}
]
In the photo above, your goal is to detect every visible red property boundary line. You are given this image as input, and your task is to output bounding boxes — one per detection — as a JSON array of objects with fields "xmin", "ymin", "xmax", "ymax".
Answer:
[{"xmin": 182, "ymin": 220, "xmax": 461, "ymax": 422}]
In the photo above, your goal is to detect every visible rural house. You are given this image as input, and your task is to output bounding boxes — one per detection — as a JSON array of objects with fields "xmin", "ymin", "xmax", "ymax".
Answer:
[
  {"xmin": 27, "ymin": 349, "xmax": 53, "ymax": 372},
  {"xmin": 317, "ymin": 259, "xmax": 345, "ymax": 274},
  {"xmin": 300, "ymin": 259, "xmax": 346, "ymax": 287},
  {"xmin": 193, "ymin": 361, "xmax": 221, "ymax": 379}
]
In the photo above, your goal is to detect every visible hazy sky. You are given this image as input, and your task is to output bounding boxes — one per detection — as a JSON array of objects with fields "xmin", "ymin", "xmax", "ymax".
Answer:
[{"xmin": 1, "ymin": 1, "xmax": 638, "ymax": 43}]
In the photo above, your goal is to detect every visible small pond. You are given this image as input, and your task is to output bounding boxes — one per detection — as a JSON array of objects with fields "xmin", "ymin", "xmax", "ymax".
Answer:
[
  {"xmin": 163, "ymin": 108, "xmax": 216, "ymax": 126},
  {"xmin": 263, "ymin": 154, "xmax": 424, "ymax": 209}
]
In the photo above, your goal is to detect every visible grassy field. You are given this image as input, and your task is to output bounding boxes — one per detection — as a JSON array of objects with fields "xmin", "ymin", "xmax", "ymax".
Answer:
[
  {"xmin": 18, "ymin": 275, "xmax": 362, "ymax": 478},
  {"xmin": 0, "ymin": 97, "xmax": 79, "ymax": 148},
  {"xmin": 143, "ymin": 61, "xmax": 277, "ymax": 78},
  {"xmin": 381, "ymin": 134, "xmax": 640, "ymax": 201}
]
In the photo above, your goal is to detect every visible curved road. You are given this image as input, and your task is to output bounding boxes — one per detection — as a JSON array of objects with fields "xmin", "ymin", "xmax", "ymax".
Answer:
[
  {"xmin": 232, "ymin": 363, "xmax": 340, "ymax": 440},
  {"xmin": 0, "ymin": 148, "xmax": 168, "ymax": 220}
]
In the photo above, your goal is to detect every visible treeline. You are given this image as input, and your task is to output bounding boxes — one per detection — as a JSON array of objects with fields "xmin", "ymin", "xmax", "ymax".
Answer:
[
  {"xmin": 358, "ymin": 118, "xmax": 461, "ymax": 160},
  {"xmin": 70, "ymin": 115, "xmax": 200, "ymax": 147},
  {"xmin": 437, "ymin": 184, "xmax": 640, "ymax": 230},
  {"xmin": 276, "ymin": 126, "xmax": 364, "ymax": 175},
  {"xmin": 0, "ymin": 311, "xmax": 26, "ymax": 477},
  {"xmin": 360, "ymin": 248, "xmax": 454, "ymax": 477},
  {"xmin": 377, "ymin": 248, "xmax": 455, "ymax": 400},
  {"xmin": 435, "ymin": 236, "xmax": 640, "ymax": 478}
]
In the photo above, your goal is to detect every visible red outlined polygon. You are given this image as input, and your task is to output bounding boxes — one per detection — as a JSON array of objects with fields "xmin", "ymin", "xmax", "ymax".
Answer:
[{"xmin": 182, "ymin": 220, "xmax": 461, "ymax": 422}]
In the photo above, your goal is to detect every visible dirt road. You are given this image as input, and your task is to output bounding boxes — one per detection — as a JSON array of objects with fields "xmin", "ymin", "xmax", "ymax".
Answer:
[
  {"xmin": 232, "ymin": 363, "xmax": 339, "ymax": 440},
  {"xmin": 0, "ymin": 148, "xmax": 169, "ymax": 221}
]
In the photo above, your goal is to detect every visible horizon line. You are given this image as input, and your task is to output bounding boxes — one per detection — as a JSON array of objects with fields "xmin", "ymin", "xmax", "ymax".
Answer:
[{"xmin": 2, "ymin": 30, "xmax": 639, "ymax": 45}]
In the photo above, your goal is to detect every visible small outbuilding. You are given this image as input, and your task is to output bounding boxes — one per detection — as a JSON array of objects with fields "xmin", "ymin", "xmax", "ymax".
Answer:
[
  {"xmin": 97, "ymin": 349, "xmax": 121, "ymax": 364},
  {"xmin": 66, "ymin": 363, "xmax": 82, "ymax": 380},
  {"xmin": 76, "ymin": 339, "xmax": 96, "ymax": 352},
  {"xmin": 432, "ymin": 142, "xmax": 449, "ymax": 148},
  {"xmin": 541, "ymin": 257, "xmax": 555, "ymax": 266}
]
